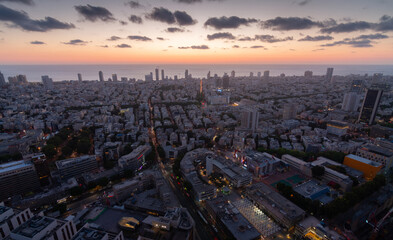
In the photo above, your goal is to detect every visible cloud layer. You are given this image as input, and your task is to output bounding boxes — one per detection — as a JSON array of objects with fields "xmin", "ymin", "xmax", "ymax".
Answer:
[
  {"xmin": 0, "ymin": 4, "xmax": 74, "ymax": 32},
  {"xmin": 75, "ymin": 5, "xmax": 115, "ymax": 22},
  {"xmin": 204, "ymin": 16, "xmax": 257, "ymax": 29},
  {"xmin": 146, "ymin": 7, "xmax": 196, "ymax": 26}
]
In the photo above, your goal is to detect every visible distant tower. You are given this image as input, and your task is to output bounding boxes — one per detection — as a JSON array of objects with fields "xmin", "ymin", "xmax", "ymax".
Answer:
[
  {"xmin": 185, "ymin": 69, "xmax": 189, "ymax": 79},
  {"xmin": 41, "ymin": 75, "xmax": 53, "ymax": 89},
  {"xmin": 78, "ymin": 73, "xmax": 82, "ymax": 82},
  {"xmin": 231, "ymin": 70, "xmax": 235, "ymax": 78},
  {"xmin": 174, "ymin": 75, "xmax": 178, "ymax": 81},
  {"xmin": 222, "ymin": 73, "xmax": 229, "ymax": 89},
  {"xmin": 304, "ymin": 71, "xmax": 313, "ymax": 78},
  {"xmin": 200, "ymin": 79, "xmax": 203, "ymax": 94},
  {"xmin": 249, "ymin": 72, "xmax": 254, "ymax": 77},
  {"xmin": 257, "ymin": 72, "xmax": 261, "ymax": 78},
  {"xmin": 207, "ymin": 71, "xmax": 211, "ymax": 79},
  {"xmin": 326, "ymin": 67, "xmax": 334, "ymax": 82},
  {"xmin": 358, "ymin": 89, "xmax": 383, "ymax": 125},
  {"xmin": 342, "ymin": 92, "xmax": 360, "ymax": 112},
  {"xmin": 0, "ymin": 71, "xmax": 5, "ymax": 86},
  {"xmin": 241, "ymin": 110, "xmax": 259, "ymax": 132},
  {"xmin": 155, "ymin": 68, "xmax": 159, "ymax": 81},
  {"xmin": 99, "ymin": 71, "xmax": 104, "ymax": 82},
  {"xmin": 161, "ymin": 69, "xmax": 164, "ymax": 81},
  {"xmin": 350, "ymin": 80, "xmax": 364, "ymax": 94},
  {"xmin": 112, "ymin": 74, "xmax": 118, "ymax": 82},
  {"xmin": 264, "ymin": 70, "xmax": 270, "ymax": 80}
]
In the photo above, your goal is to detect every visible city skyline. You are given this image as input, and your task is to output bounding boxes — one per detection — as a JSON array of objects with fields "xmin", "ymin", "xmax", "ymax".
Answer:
[{"xmin": 0, "ymin": 0, "xmax": 393, "ymax": 64}]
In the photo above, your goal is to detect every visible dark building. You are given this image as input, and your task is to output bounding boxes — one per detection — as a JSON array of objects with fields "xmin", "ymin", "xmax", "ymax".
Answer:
[
  {"xmin": 0, "ymin": 160, "xmax": 40, "ymax": 201},
  {"xmin": 31, "ymin": 154, "xmax": 51, "ymax": 186},
  {"xmin": 99, "ymin": 71, "xmax": 104, "ymax": 82},
  {"xmin": 326, "ymin": 67, "xmax": 334, "ymax": 82},
  {"xmin": 350, "ymin": 79, "xmax": 364, "ymax": 93},
  {"xmin": 222, "ymin": 74, "xmax": 229, "ymax": 89},
  {"xmin": 358, "ymin": 89, "xmax": 383, "ymax": 125}
]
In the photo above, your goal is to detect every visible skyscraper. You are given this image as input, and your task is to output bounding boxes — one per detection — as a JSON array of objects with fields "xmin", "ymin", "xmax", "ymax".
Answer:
[
  {"xmin": 41, "ymin": 75, "xmax": 53, "ymax": 89},
  {"xmin": 161, "ymin": 69, "xmax": 164, "ymax": 80},
  {"xmin": 358, "ymin": 89, "xmax": 383, "ymax": 125},
  {"xmin": 326, "ymin": 67, "xmax": 334, "ymax": 82},
  {"xmin": 185, "ymin": 69, "xmax": 189, "ymax": 79},
  {"xmin": 264, "ymin": 70, "xmax": 270, "ymax": 80},
  {"xmin": 112, "ymin": 74, "xmax": 118, "ymax": 82},
  {"xmin": 0, "ymin": 71, "xmax": 5, "ymax": 86},
  {"xmin": 155, "ymin": 68, "xmax": 159, "ymax": 81},
  {"xmin": 304, "ymin": 71, "xmax": 313, "ymax": 78},
  {"xmin": 231, "ymin": 70, "xmax": 235, "ymax": 78},
  {"xmin": 350, "ymin": 79, "xmax": 364, "ymax": 93},
  {"xmin": 78, "ymin": 73, "xmax": 82, "ymax": 82},
  {"xmin": 222, "ymin": 73, "xmax": 229, "ymax": 89},
  {"xmin": 241, "ymin": 110, "xmax": 259, "ymax": 132},
  {"xmin": 207, "ymin": 71, "xmax": 211, "ymax": 79},
  {"xmin": 342, "ymin": 92, "xmax": 360, "ymax": 112},
  {"xmin": 99, "ymin": 71, "xmax": 104, "ymax": 82}
]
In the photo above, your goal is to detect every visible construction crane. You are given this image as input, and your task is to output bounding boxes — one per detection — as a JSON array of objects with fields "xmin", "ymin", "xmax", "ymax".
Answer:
[{"xmin": 368, "ymin": 207, "xmax": 393, "ymax": 240}]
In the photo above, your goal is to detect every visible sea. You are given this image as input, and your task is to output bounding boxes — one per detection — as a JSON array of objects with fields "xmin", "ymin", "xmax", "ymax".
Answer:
[{"xmin": 0, "ymin": 64, "xmax": 392, "ymax": 82}]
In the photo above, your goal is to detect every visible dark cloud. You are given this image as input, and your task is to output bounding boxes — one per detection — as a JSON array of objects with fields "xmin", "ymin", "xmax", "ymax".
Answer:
[
  {"xmin": 321, "ymin": 39, "xmax": 373, "ymax": 48},
  {"xmin": 298, "ymin": 0, "xmax": 311, "ymax": 6},
  {"xmin": 179, "ymin": 45, "xmax": 209, "ymax": 49},
  {"xmin": 254, "ymin": 35, "xmax": 293, "ymax": 43},
  {"xmin": 63, "ymin": 39, "xmax": 88, "ymax": 45},
  {"xmin": 166, "ymin": 27, "xmax": 184, "ymax": 33},
  {"xmin": 107, "ymin": 36, "xmax": 121, "ymax": 41},
  {"xmin": 125, "ymin": 1, "xmax": 142, "ymax": 8},
  {"xmin": 321, "ymin": 21, "xmax": 372, "ymax": 33},
  {"xmin": 298, "ymin": 35, "xmax": 334, "ymax": 41},
  {"xmin": 30, "ymin": 41, "xmax": 45, "ymax": 44},
  {"xmin": 376, "ymin": 15, "xmax": 393, "ymax": 31},
  {"xmin": 207, "ymin": 32, "xmax": 235, "ymax": 40},
  {"xmin": 74, "ymin": 4, "xmax": 115, "ymax": 22},
  {"xmin": 232, "ymin": 45, "xmax": 240, "ymax": 48},
  {"xmin": 100, "ymin": 45, "xmax": 109, "ymax": 48},
  {"xmin": 116, "ymin": 44, "xmax": 132, "ymax": 48},
  {"xmin": 250, "ymin": 45, "xmax": 265, "ymax": 49},
  {"xmin": 146, "ymin": 7, "xmax": 175, "ymax": 24},
  {"xmin": 355, "ymin": 33, "xmax": 388, "ymax": 40},
  {"xmin": 261, "ymin": 17, "xmax": 322, "ymax": 30},
  {"xmin": 238, "ymin": 36, "xmax": 253, "ymax": 41},
  {"xmin": 0, "ymin": 0, "xmax": 33, "ymax": 5},
  {"xmin": 0, "ymin": 4, "xmax": 75, "ymax": 32},
  {"xmin": 146, "ymin": 8, "xmax": 196, "ymax": 26},
  {"xmin": 119, "ymin": 20, "xmax": 128, "ymax": 25},
  {"xmin": 237, "ymin": 35, "xmax": 292, "ymax": 42},
  {"xmin": 174, "ymin": 11, "xmax": 196, "ymax": 25},
  {"xmin": 129, "ymin": 15, "xmax": 142, "ymax": 24},
  {"xmin": 128, "ymin": 35, "xmax": 152, "ymax": 41},
  {"xmin": 312, "ymin": 48, "xmax": 325, "ymax": 51},
  {"xmin": 157, "ymin": 37, "xmax": 166, "ymax": 40},
  {"xmin": 204, "ymin": 16, "xmax": 257, "ymax": 30}
]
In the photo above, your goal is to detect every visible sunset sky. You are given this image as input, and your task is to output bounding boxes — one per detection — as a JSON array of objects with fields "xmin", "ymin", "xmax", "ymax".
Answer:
[{"xmin": 0, "ymin": 0, "xmax": 393, "ymax": 64}]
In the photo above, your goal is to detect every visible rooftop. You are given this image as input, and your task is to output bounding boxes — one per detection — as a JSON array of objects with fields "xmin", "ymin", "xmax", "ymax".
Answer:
[
  {"xmin": 55, "ymin": 155, "xmax": 95, "ymax": 169},
  {"xmin": 72, "ymin": 227, "xmax": 106, "ymax": 240},
  {"xmin": 361, "ymin": 145, "xmax": 393, "ymax": 158},
  {"xmin": 13, "ymin": 216, "xmax": 55, "ymax": 238},
  {"xmin": 346, "ymin": 154, "xmax": 382, "ymax": 167},
  {"xmin": 0, "ymin": 160, "xmax": 33, "ymax": 174}
]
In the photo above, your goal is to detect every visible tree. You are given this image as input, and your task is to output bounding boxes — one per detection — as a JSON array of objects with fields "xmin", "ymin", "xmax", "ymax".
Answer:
[
  {"xmin": 312, "ymin": 166, "xmax": 325, "ymax": 178},
  {"xmin": 62, "ymin": 146, "xmax": 73, "ymax": 157},
  {"xmin": 42, "ymin": 144, "xmax": 57, "ymax": 158},
  {"xmin": 69, "ymin": 186, "xmax": 84, "ymax": 196},
  {"xmin": 77, "ymin": 138, "xmax": 90, "ymax": 154}
]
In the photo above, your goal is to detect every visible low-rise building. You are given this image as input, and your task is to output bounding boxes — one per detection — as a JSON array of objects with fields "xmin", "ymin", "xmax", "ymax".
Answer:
[
  {"xmin": 356, "ymin": 144, "xmax": 393, "ymax": 170},
  {"xmin": 118, "ymin": 145, "xmax": 152, "ymax": 171},
  {"xmin": 344, "ymin": 154, "xmax": 382, "ymax": 180},
  {"xmin": 71, "ymin": 224, "xmax": 124, "ymax": 240},
  {"xmin": 245, "ymin": 183, "xmax": 306, "ymax": 229},
  {"xmin": 242, "ymin": 151, "xmax": 280, "ymax": 177},
  {"xmin": 0, "ymin": 160, "xmax": 40, "ymax": 201},
  {"xmin": 56, "ymin": 156, "xmax": 98, "ymax": 180},
  {"xmin": 11, "ymin": 216, "xmax": 76, "ymax": 240},
  {"xmin": 0, "ymin": 204, "xmax": 33, "ymax": 239}
]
